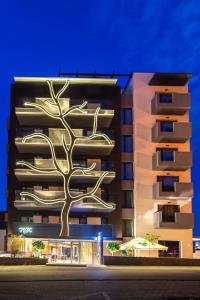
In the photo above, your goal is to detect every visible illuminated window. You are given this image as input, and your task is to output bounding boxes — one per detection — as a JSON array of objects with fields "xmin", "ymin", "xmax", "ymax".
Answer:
[{"xmin": 121, "ymin": 108, "xmax": 132, "ymax": 125}]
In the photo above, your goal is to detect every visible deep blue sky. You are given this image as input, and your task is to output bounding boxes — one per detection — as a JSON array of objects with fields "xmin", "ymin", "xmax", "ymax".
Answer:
[{"xmin": 0, "ymin": 0, "xmax": 200, "ymax": 234}]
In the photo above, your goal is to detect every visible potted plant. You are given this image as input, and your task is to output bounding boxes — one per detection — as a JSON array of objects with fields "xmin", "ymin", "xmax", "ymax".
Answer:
[
  {"xmin": 32, "ymin": 240, "xmax": 45, "ymax": 257},
  {"xmin": 106, "ymin": 242, "xmax": 119, "ymax": 256}
]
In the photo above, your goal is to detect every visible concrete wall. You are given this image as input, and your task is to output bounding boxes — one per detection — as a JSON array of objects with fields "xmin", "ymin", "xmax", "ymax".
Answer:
[
  {"xmin": 103, "ymin": 256, "xmax": 200, "ymax": 266},
  {"xmin": 133, "ymin": 73, "xmax": 193, "ymax": 258}
]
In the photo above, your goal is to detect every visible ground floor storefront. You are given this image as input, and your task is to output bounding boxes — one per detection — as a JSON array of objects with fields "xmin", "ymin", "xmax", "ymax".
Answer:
[{"xmin": 23, "ymin": 238, "xmax": 101, "ymax": 264}]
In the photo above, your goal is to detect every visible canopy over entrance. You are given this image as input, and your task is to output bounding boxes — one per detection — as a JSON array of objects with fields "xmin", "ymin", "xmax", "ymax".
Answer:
[{"xmin": 119, "ymin": 237, "xmax": 168, "ymax": 251}]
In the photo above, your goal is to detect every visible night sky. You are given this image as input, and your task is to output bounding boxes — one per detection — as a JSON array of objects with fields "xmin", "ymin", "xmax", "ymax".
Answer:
[{"xmin": 0, "ymin": 0, "xmax": 200, "ymax": 235}]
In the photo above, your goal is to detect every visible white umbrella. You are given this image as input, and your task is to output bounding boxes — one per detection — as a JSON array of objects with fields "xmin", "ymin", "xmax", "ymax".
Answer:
[{"xmin": 120, "ymin": 237, "xmax": 168, "ymax": 251}]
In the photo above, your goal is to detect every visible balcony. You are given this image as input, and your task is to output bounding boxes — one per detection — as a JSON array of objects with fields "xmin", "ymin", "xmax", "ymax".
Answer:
[
  {"xmin": 14, "ymin": 189, "xmax": 115, "ymax": 213},
  {"xmin": 15, "ymin": 168, "xmax": 115, "ymax": 184},
  {"xmin": 12, "ymin": 222, "xmax": 115, "ymax": 238},
  {"xmin": 152, "ymin": 93, "xmax": 191, "ymax": 115},
  {"xmin": 153, "ymin": 211, "xmax": 194, "ymax": 229},
  {"xmin": 153, "ymin": 182, "xmax": 193, "ymax": 200},
  {"xmin": 15, "ymin": 107, "xmax": 114, "ymax": 128},
  {"xmin": 15, "ymin": 128, "xmax": 115, "ymax": 156},
  {"xmin": 152, "ymin": 122, "xmax": 192, "ymax": 143},
  {"xmin": 153, "ymin": 151, "xmax": 192, "ymax": 171}
]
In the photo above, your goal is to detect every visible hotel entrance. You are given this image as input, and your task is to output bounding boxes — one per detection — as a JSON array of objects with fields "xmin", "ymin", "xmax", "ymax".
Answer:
[{"xmin": 24, "ymin": 238, "xmax": 97, "ymax": 264}]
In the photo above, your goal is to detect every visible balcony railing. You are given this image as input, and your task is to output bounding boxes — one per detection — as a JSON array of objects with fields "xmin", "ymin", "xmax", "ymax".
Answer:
[
  {"xmin": 152, "ymin": 93, "xmax": 191, "ymax": 115},
  {"xmin": 15, "ymin": 107, "xmax": 114, "ymax": 128},
  {"xmin": 153, "ymin": 182, "xmax": 193, "ymax": 200},
  {"xmin": 15, "ymin": 128, "xmax": 115, "ymax": 156},
  {"xmin": 152, "ymin": 121, "xmax": 192, "ymax": 143},
  {"xmin": 153, "ymin": 151, "xmax": 192, "ymax": 171},
  {"xmin": 153, "ymin": 211, "xmax": 194, "ymax": 229},
  {"xmin": 14, "ymin": 168, "xmax": 115, "ymax": 184}
]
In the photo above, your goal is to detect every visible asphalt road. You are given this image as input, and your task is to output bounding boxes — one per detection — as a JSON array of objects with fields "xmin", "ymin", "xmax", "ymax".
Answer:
[{"xmin": 0, "ymin": 265, "xmax": 200, "ymax": 299}]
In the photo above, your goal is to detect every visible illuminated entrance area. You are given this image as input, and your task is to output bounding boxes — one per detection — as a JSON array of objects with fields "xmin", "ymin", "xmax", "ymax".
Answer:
[{"xmin": 24, "ymin": 238, "xmax": 98, "ymax": 264}]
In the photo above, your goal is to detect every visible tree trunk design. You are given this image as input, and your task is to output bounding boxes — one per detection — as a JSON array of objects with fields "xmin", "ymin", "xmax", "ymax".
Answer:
[{"xmin": 17, "ymin": 80, "xmax": 114, "ymax": 237}]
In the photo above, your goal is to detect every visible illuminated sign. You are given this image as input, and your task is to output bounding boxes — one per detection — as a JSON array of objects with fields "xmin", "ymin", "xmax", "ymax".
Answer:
[{"xmin": 19, "ymin": 227, "xmax": 32, "ymax": 234}]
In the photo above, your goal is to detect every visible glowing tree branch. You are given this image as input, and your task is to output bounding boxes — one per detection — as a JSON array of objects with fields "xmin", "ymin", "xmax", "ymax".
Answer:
[{"xmin": 18, "ymin": 80, "xmax": 115, "ymax": 236}]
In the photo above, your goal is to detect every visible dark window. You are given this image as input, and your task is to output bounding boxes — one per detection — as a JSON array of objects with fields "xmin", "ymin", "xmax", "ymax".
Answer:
[
  {"xmin": 21, "ymin": 216, "xmax": 33, "ymax": 223},
  {"xmin": 101, "ymin": 160, "xmax": 114, "ymax": 171},
  {"xmin": 122, "ymin": 220, "xmax": 133, "ymax": 237},
  {"xmin": 101, "ymin": 217, "xmax": 108, "ymax": 224},
  {"xmin": 123, "ymin": 190, "xmax": 133, "ymax": 208},
  {"xmin": 159, "ymin": 149, "xmax": 175, "ymax": 161},
  {"xmin": 79, "ymin": 217, "xmax": 87, "ymax": 224},
  {"xmin": 42, "ymin": 216, "xmax": 48, "ymax": 224},
  {"xmin": 157, "ymin": 176, "xmax": 178, "ymax": 192},
  {"xmin": 121, "ymin": 163, "xmax": 133, "ymax": 180},
  {"xmin": 158, "ymin": 205, "xmax": 179, "ymax": 222},
  {"xmin": 101, "ymin": 189, "xmax": 109, "ymax": 202},
  {"xmin": 121, "ymin": 135, "xmax": 133, "ymax": 152},
  {"xmin": 159, "ymin": 241, "xmax": 180, "ymax": 257},
  {"xmin": 159, "ymin": 93, "xmax": 172, "ymax": 103},
  {"xmin": 121, "ymin": 108, "xmax": 132, "ymax": 125},
  {"xmin": 160, "ymin": 121, "xmax": 174, "ymax": 132}
]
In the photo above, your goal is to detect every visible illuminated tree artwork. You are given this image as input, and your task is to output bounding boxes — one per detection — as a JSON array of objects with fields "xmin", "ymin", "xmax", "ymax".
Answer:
[{"xmin": 16, "ymin": 80, "xmax": 114, "ymax": 236}]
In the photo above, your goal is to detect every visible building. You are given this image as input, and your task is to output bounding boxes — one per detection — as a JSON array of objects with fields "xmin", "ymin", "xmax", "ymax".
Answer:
[
  {"xmin": 7, "ymin": 72, "xmax": 194, "ymax": 262},
  {"xmin": 0, "ymin": 212, "xmax": 7, "ymax": 252}
]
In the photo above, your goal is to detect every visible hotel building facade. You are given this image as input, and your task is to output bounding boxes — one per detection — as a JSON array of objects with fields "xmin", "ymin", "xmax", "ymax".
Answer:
[{"xmin": 7, "ymin": 72, "xmax": 194, "ymax": 262}]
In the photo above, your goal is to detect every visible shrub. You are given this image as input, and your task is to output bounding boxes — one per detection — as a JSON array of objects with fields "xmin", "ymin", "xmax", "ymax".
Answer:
[
  {"xmin": 106, "ymin": 242, "xmax": 119, "ymax": 256},
  {"xmin": 32, "ymin": 240, "xmax": 45, "ymax": 251}
]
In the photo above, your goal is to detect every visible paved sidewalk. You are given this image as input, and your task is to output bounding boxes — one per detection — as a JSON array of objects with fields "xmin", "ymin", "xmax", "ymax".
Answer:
[
  {"xmin": 0, "ymin": 280, "xmax": 200, "ymax": 300},
  {"xmin": 0, "ymin": 266, "xmax": 200, "ymax": 299}
]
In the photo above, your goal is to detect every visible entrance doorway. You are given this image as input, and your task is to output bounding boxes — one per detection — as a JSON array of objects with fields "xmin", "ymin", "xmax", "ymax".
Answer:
[{"xmin": 49, "ymin": 241, "xmax": 80, "ymax": 264}]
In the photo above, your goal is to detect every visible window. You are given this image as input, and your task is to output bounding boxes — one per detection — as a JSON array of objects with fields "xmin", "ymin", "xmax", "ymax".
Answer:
[
  {"xmin": 122, "ymin": 220, "xmax": 133, "ymax": 237},
  {"xmin": 42, "ymin": 216, "xmax": 48, "ymax": 224},
  {"xmin": 160, "ymin": 121, "xmax": 174, "ymax": 132},
  {"xmin": 101, "ymin": 189, "xmax": 109, "ymax": 201},
  {"xmin": 101, "ymin": 217, "xmax": 108, "ymax": 224},
  {"xmin": 21, "ymin": 216, "xmax": 33, "ymax": 223},
  {"xmin": 123, "ymin": 190, "xmax": 133, "ymax": 208},
  {"xmin": 159, "ymin": 93, "xmax": 172, "ymax": 103},
  {"xmin": 79, "ymin": 217, "xmax": 87, "ymax": 224},
  {"xmin": 121, "ymin": 108, "xmax": 132, "ymax": 125},
  {"xmin": 101, "ymin": 160, "xmax": 114, "ymax": 171},
  {"xmin": 158, "ymin": 205, "xmax": 179, "ymax": 222},
  {"xmin": 157, "ymin": 176, "xmax": 179, "ymax": 192},
  {"xmin": 121, "ymin": 163, "xmax": 133, "ymax": 180},
  {"xmin": 159, "ymin": 241, "xmax": 180, "ymax": 257},
  {"xmin": 121, "ymin": 135, "xmax": 133, "ymax": 152},
  {"xmin": 157, "ymin": 148, "xmax": 177, "ymax": 161}
]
